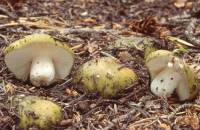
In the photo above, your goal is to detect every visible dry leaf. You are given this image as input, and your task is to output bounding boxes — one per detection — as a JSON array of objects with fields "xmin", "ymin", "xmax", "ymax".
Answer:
[
  {"xmin": 129, "ymin": 125, "xmax": 136, "ymax": 130},
  {"xmin": 118, "ymin": 51, "xmax": 133, "ymax": 62},
  {"xmin": 60, "ymin": 119, "xmax": 73, "ymax": 126},
  {"xmin": 4, "ymin": 83, "xmax": 16, "ymax": 94},
  {"xmin": 87, "ymin": 42, "xmax": 99, "ymax": 53},
  {"xmin": 159, "ymin": 123, "xmax": 171, "ymax": 130},
  {"xmin": 175, "ymin": 115, "xmax": 199, "ymax": 130},
  {"xmin": 65, "ymin": 88, "xmax": 79, "ymax": 97},
  {"xmin": 82, "ymin": 18, "xmax": 97, "ymax": 24},
  {"xmin": 73, "ymin": 112, "xmax": 81, "ymax": 123},
  {"xmin": 112, "ymin": 23, "xmax": 123, "ymax": 30},
  {"xmin": 174, "ymin": 0, "xmax": 187, "ymax": 8},
  {"xmin": 128, "ymin": 17, "xmax": 171, "ymax": 37}
]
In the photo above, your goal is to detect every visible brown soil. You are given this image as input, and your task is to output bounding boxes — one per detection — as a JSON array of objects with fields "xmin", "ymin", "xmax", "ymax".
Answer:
[{"xmin": 0, "ymin": 0, "xmax": 200, "ymax": 130}]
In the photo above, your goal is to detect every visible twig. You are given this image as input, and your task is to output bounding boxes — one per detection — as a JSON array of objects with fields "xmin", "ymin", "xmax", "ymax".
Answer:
[
  {"xmin": 58, "ymin": 78, "xmax": 73, "ymax": 87},
  {"xmin": 0, "ymin": 5, "xmax": 17, "ymax": 19},
  {"xmin": 104, "ymin": 101, "xmax": 150, "ymax": 130},
  {"xmin": 104, "ymin": 108, "xmax": 136, "ymax": 130},
  {"xmin": 71, "ymin": 44, "xmax": 83, "ymax": 50},
  {"xmin": 129, "ymin": 105, "xmax": 151, "ymax": 117},
  {"xmin": 185, "ymin": 18, "xmax": 200, "ymax": 47},
  {"xmin": 100, "ymin": 51, "xmax": 118, "ymax": 60},
  {"xmin": 168, "ymin": 103, "xmax": 193, "ymax": 119},
  {"xmin": 127, "ymin": 117, "xmax": 158, "ymax": 129},
  {"xmin": 63, "ymin": 93, "xmax": 86, "ymax": 108},
  {"xmin": 0, "ymin": 21, "xmax": 120, "ymax": 35},
  {"xmin": 0, "ymin": 34, "xmax": 8, "ymax": 44}
]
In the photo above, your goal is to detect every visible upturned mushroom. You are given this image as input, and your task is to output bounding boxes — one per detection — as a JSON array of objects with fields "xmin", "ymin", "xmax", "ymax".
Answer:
[
  {"xmin": 145, "ymin": 50, "xmax": 198, "ymax": 101},
  {"xmin": 74, "ymin": 57, "xmax": 138, "ymax": 97},
  {"xmin": 4, "ymin": 34, "xmax": 74, "ymax": 87}
]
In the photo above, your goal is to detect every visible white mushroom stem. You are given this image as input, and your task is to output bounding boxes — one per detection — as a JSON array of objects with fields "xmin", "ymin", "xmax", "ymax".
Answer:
[{"xmin": 30, "ymin": 56, "xmax": 55, "ymax": 87}]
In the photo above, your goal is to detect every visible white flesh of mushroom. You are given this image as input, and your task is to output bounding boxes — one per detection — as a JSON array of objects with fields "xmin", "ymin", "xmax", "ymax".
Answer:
[
  {"xmin": 30, "ymin": 56, "xmax": 55, "ymax": 86},
  {"xmin": 150, "ymin": 67, "xmax": 182, "ymax": 97}
]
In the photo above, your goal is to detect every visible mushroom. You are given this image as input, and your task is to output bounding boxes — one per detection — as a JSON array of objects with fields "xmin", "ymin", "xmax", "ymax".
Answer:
[
  {"xmin": 74, "ymin": 57, "xmax": 138, "ymax": 97},
  {"xmin": 145, "ymin": 50, "xmax": 198, "ymax": 101},
  {"xmin": 10, "ymin": 95, "xmax": 63, "ymax": 130},
  {"xmin": 4, "ymin": 34, "xmax": 74, "ymax": 86}
]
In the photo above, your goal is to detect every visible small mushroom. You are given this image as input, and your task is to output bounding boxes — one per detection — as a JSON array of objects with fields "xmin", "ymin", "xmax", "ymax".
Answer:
[
  {"xmin": 146, "ymin": 50, "xmax": 198, "ymax": 101},
  {"xmin": 4, "ymin": 34, "xmax": 74, "ymax": 86},
  {"xmin": 10, "ymin": 95, "xmax": 63, "ymax": 130},
  {"xmin": 74, "ymin": 57, "xmax": 137, "ymax": 97}
]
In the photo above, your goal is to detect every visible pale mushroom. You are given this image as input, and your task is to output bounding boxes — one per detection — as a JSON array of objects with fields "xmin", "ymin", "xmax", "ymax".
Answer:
[
  {"xmin": 146, "ymin": 50, "xmax": 198, "ymax": 101},
  {"xmin": 4, "ymin": 34, "xmax": 74, "ymax": 87}
]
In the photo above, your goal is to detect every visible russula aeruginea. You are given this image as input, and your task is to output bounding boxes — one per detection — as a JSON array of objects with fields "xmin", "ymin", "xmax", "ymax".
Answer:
[
  {"xmin": 145, "ymin": 50, "xmax": 198, "ymax": 101},
  {"xmin": 4, "ymin": 34, "xmax": 74, "ymax": 87},
  {"xmin": 10, "ymin": 95, "xmax": 62, "ymax": 129},
  {"xmin": 74, "ymin": 57, "xmax": 138, "ymax": 97}
]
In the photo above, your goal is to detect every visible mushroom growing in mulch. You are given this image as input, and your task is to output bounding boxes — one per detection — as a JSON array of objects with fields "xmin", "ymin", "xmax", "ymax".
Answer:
[
  {"xmin": 74, "ymin": 57, "xmax": 138, "ymax": 97},
  {"xmin": 4, "ymin": 34, "xmax": 74, "ymax": 87},
  {"xmin": 10, "ymin": 95, "xmax": 63, "ymax": 130},
  {"xmin": 145, "ymin": 50, "xmax": 199, "ymax": 101}
]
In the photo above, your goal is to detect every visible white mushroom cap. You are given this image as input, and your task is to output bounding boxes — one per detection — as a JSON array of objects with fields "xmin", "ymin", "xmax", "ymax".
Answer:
[{"xmin": 4, "ymin": 34, "xmax": 74, "ymax": 86}]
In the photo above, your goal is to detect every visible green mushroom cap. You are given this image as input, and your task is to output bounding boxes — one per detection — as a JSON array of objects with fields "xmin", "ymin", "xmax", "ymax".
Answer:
[
  {"xmin": 11, "ymin": 95, "xmax": 63, "ymax": 130},
  {"xmin": 74, "ymin": 57, "xmax": 138, "ymax": 97}
]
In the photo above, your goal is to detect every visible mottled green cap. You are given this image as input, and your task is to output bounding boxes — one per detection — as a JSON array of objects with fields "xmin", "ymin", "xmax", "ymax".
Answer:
[
  {"xmin": 74, "ymin": 57, "xmax": 138, "ymax": 97},
  {"xmin": 13, "ymin": 95, "xmax": 63, "ymax": 130},
  {"xmin": 4, "ymin": 33, "xmax": 74, "ymax": 55},
  {"xmin": 145, "ymin": 50, "xmax": 173, "ymax": 64}
]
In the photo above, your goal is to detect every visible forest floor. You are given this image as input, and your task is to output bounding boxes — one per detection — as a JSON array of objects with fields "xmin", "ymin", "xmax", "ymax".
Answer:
[{"xmin": 1, "ymin": 0, "xmax": 200, "ymax": 130}]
